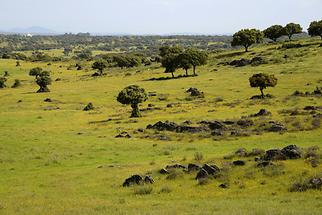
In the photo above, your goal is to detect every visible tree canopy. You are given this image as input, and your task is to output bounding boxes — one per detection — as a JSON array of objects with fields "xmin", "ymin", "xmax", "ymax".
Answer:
[
  {"xmin": 249, "ymin": 73, "xmax": 277, "ymax": 98},
  {"xmin": 308, "ymin": 20, "xmax": 322, "ymax": 39},
  {"xmin": 117, "ymin": 85, "xmax": 148, "ymax": 118},
  {"xmin": 231, "ymin": 29, "xmax": 264, "ymax": 52},
  {"xmin": 263, "ymin": 25, "xmax": 284, "ymax": 42},
  {"xmin": 29, "ymin": 67, "xmax": 43, "ymax": 78},
  {"xmin": 283, "ymin": 23, "xmax": 302, "ymax": 40},
  {"xmin": 92, "ymin": 60, "xmax": 107, "ymax": 75}
]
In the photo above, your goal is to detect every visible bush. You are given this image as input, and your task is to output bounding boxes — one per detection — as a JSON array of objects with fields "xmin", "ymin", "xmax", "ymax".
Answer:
[
  {"xmin": 11, "ymin": 79, "xmax": 21, "ymax": 88},
  {"xmin": 194, "ymin": 152, "xmax": 204, "ymax": 161},
  {"xmin": 159, "ymin": 186, "xmax": 172, "ymax": 193},
  {"xmin": 133, "ymin": 185, "xmax": 153, "ymax": 195}
]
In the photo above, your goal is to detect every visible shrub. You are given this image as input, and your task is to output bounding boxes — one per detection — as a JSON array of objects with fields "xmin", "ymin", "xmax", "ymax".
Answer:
[
  {"xmin": 133, "ymin": 185, "xmax": 153, "ymax": 195},
  {"xmin": 11, "ymin": 79, "xmax": 21, "ymax": 88},
  {"xmin": 159, "ymin": 186, "xmax": 172, "ymax": 193},
  {"xmin": 0, "ymin": 77, "xmax": 7, "ymax": 88},
  {"xmin": 194, "ymin": 152, "xmax": 204, "ymax": 161},
  {"xmin": 83, "ymin": 102, "xmax": 94, "ymax": 111}
]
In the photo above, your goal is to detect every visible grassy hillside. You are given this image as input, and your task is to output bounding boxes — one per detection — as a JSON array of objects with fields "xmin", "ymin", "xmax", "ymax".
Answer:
[{"xmin": 0, "ymin": 38, "xmax": 321, "ymax": 215}]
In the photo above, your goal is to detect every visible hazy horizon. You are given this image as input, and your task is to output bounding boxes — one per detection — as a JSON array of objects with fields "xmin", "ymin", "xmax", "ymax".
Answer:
[{"xmin": 1, "ymin": 0, "xmax": 322, "ymax": 35}]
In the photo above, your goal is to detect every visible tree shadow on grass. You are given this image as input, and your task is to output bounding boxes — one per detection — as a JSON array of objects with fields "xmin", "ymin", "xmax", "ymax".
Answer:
[{"xmin": 144, "ymin": 74, "xmax": 198, "ymax": 82}]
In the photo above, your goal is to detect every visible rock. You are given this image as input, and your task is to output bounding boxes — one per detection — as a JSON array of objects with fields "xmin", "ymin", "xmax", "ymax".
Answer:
[
  {"xmin": 309, "ymin": 178, "xmax": 322, "ymax": 189},
  {"xmin": 188, "ymin": 163, "xmax": 201, "ymax": 172},
  {"xmin": 147, "ymin": 121, "xmax": 207, "ymax": 133},
  {"xmin": 211, "ymin": 129, "xmax": 224, "ymax": 136},
  {"xmin": 267, "ymin": 122, "xmax": 286, "ymax": 132},
  {"xmin": 195, "ymin": 169, "xmax": 208, "ymax": 180},
  {"xmin": 166, "ymin": 164, "xmax": 186, "ymax": 170},
  {"xmin": 235, "ymin": 148, "xmax": 248, "ymax": 157},
  {"xmin": 144, "ymin": 175, "xmax": 154, "ymax": 184},
  {"xmin": 232, "ymin": 160, "xmax": 246, "ymax": 166},
  {"xmin": 281, "ymin": 145, "xmax": 301, "ymax": 159},
  {"xmin": 159, "ymin": 168, "xmax": 169, "ymax": 174},
  {"xmin": 229, "ymin": 58, "xmax": 251, "ymax": 67},
  {"xmin": 83, "ymin": 102, "xmax": 94, "ymax": 111},
  {"xmin": 219, "ymin": 183, "xmax": 229, "ymax": 189},
  {"xmin": 251, "ymin": 56, "xmax": 266, "ymax": 66},
  {"xmin": 122, "ymin": 175, "xmax": 143, "ymax": 187},
  {"xmin": 147, "ymin": 121, "xmax": 178, "ymax": 131},
  {"xmin": 248, "ymin": 148, "xmax": 265, "ymax": 157},
  {"xmin": 202, "ymin": 164, "xmax": 220, "ymax": 175},
  {"xmin": 262, "ymin": 149, "xmax": 286, "ymax": 161},
  {"xmin": 257, "ymin": 161, "xmax": 274, "ymax": 168},
  {"xmin": 44, "ymin": 98, "xmax": 52, "ymax": 102},
  {"xmin": 115, "ymin": 131, "xmax": 131, "ymax": 138},
  {"xmin": 202, "ymin": 121, "xmax": 226, "ymax": 130},
  {"xmin": 250, "ymin": 109, "xmax": 271, "ymax": 117},
  {"xmin": 237, "ymin": 119, "xmax": 254, "ymax": 127},
  {"xmin": 186, "ymin": 88, "xmax": 204, "ymax": 97}
]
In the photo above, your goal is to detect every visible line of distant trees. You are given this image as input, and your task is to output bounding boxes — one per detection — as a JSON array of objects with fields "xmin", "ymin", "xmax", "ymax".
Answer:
[{"xmin": 231, "ymin": 20, "xmax": 322, "ymax": 52}]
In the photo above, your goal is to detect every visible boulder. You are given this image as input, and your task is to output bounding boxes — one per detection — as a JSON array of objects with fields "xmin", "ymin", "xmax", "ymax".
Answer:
[
  {"xmin": 144, "ymin": 175, "xmax": 154, "ymax": 184},
  {"xmin": 267, "ymin": 122, "xmax": 286, "ymax": 132},
  {"xmin": 235, "ymin": 148, "xmax": 248, "ymax": 157},
  {"xmin": 262, "ymin": 149, "xmax": 286, "ymax": 161},
  {"xmin": 166, "ymin": 164, "xmax": 186, "ymax": 170},
  {"xmin": 202, "ymin": 164, "xmax": 220, "ymax": 175},
  {"xmin": 159, "ymin": 168, "xmax": 169, "ymax": 175},
  {"xmin": 281, "ymin": 145, "xmax": 301, "ymax": 159},
  {"xmin": 232, "ymin": 160, "xmax": 246, "ymax": 166},
  {"xmin": 147, "ymin": 121, "xmax": 178, "ymax": 131},
  {"xmin": 186, "ymin": 87, "xmax": 204, "ymax": 97},
  {"xmin": 237, "ymin": 119, "xmax": 254, "ymax": 127},
  {"xmin": 195, "ymin": 169, "xmax": 208, "ymax": 180},
  {"xmin": 123, "ymin": 175, "xmax": 143, "ymax": 187},
  {"xmin": 188, "ymin": 163, "xmax": 201, "ymax": 172},
  {"xmin": 229, "ymin": 58, "xmax": 251, "ymax": 67},
  {"xmin": 250, "ymin": 109, "xmax": 271, "ymax": 117},
  {"xmin": 115, "ymin": 131, "xmax": 131, "ymax": 138}
]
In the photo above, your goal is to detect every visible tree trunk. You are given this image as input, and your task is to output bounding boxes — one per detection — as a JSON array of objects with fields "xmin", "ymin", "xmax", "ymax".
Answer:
[
  {"xmin": 193, "ymin": 66, "xmax": 196, "ymax": 75},
  {"xmin": 245, "ymin": 46, "xmax": 248, "ymax": 52},
  {"xmin": 99, "ymin": 69, "xmax": 103, "ymax": 76},
  {"xmin": 260, "ymin": 87, "xmax": 264, "ymax": 98},
  {"xmin": 288, "ymin": 34, "xmax": 292, "ymax": 40},
  {"xmin": 37, "ymin": 86, "xmax": 50, "ymax": 93},
  {"xmin": 131, "ymin": 103, "xmax": 141, "ymax": 118},
  {"xmin": 171, "ymin": 72, "xmax": 174, "ymax": 78},
  {"xmin": 185, "ymin": 69, "xmax": 188, "ymax": 76}
]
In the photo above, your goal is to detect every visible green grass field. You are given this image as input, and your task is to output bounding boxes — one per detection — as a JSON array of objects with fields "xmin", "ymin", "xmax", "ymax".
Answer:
[{"xmin": 0, "ymin": 38, "xmax": 321, "ymax": 214}]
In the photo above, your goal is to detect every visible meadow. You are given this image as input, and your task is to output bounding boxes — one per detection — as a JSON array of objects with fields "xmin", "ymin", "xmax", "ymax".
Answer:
[{"xmin": 0, "ymin": 37, "xmax": 321, "ymax": 214}]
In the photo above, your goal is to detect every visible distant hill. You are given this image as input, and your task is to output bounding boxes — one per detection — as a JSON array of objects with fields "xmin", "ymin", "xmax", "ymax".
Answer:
[{"xmin": 6, "ymin": 26, "xmax": 58, "ymax": 35}]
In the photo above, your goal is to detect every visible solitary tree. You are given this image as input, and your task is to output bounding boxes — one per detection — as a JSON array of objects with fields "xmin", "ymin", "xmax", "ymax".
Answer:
[
  {"xmin": 117, "ymin": 85, "xmax": 148, "ymax": 118},
  {"xmin": 0, "ymin": 77, "xmax": 7, "ymax": 88},
  {"xmin": 249, "ymin": 73, "xmax": 277, "ymax": 98},
  {"xmin": 283, "ymin": 23, "xmax": 302, "ymax": 40},
  {"xmin": 308, "ymin": 20, "xmax": 322, "ymax": 39},
  {"xmin": 29, "ymin": 67, "xmax": 43, "ymax": 79},
  {"xmin": 36, "ymin": 71, "xmax": 52, "ymax": 93},
  {"xmin": 92, "ymin": 60, "xmax": 107, "ymax": 76},
  {"xmin": 231, "ymin": 29, "xmax": 264, "ymax": 52},
  {"xmin": 185, "ymin": 49, "xmax": 208, "ymax": 75},
  {"xmin": 263, "ymin": 25, "xmax": 284, "ymax": 42}
]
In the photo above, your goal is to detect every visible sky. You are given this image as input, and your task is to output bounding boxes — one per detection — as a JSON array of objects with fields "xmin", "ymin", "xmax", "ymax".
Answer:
[{"xmin": 1, "ymin": 0, "xmax": 322, "ymax": 35}]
